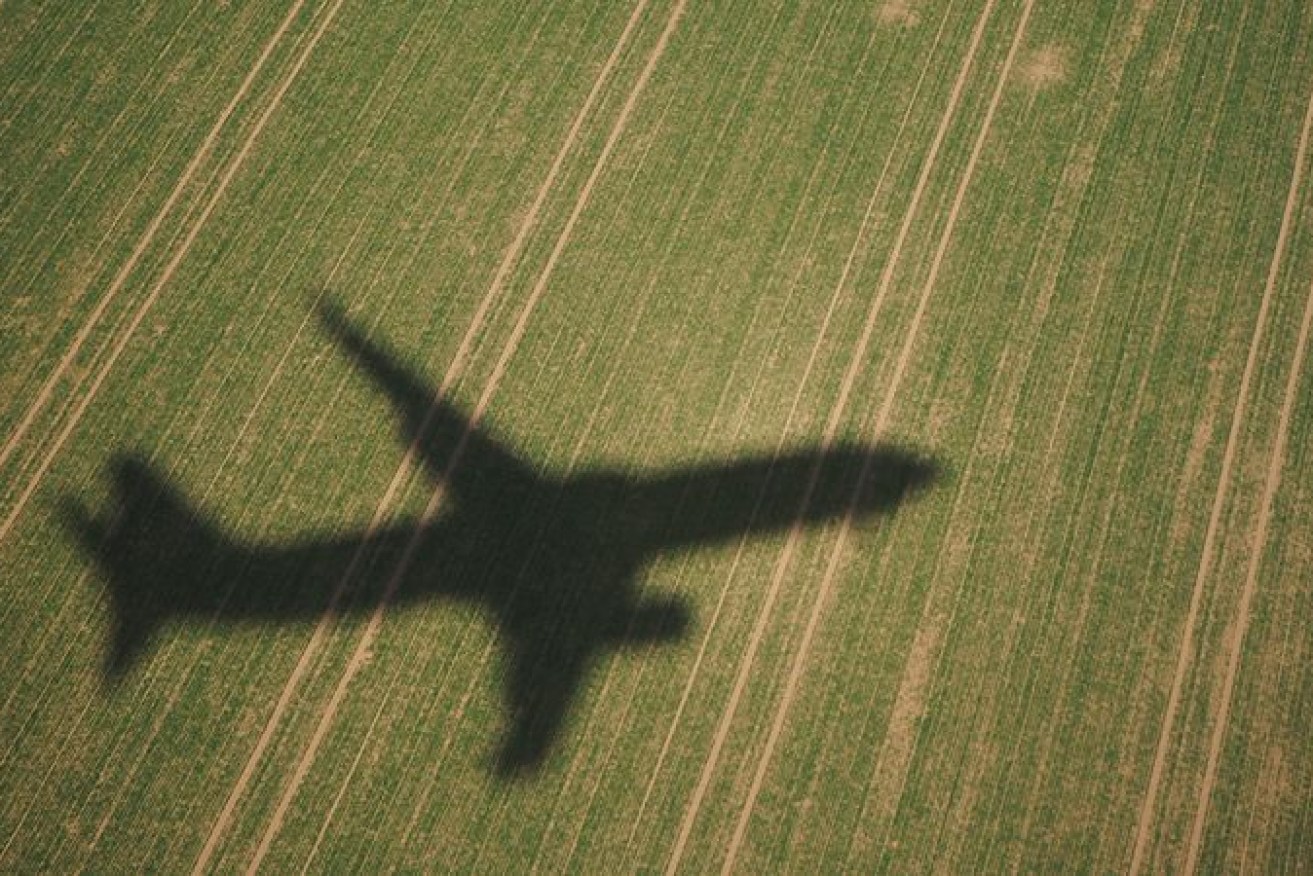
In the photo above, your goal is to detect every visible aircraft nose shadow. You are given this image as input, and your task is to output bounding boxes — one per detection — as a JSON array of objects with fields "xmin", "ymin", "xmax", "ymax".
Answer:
[{"xmin": 64, "ymin": 300, "xmax": 940, "ymax": 777}]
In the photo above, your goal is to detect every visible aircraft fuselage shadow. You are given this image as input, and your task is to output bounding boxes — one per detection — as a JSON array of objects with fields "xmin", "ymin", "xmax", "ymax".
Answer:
[{"xmin": 63, "ymin": 300, "xmax": 939, "ymax": 776}]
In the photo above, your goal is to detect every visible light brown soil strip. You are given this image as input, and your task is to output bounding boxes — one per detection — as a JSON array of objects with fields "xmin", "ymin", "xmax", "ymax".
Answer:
[
  {"xmin": 531, "ymin": 29, "xmax": 782, "ymax": 861},
  {"xmin": 0, "ymin": 0, "xmax": 205, "ymax": 303},
  {"xmin": 721, "ymin": 4, "xmax": 1033, "ymax": 870},
  {"xmin": 185, "ymin": 2, "xmax": 659, "ymax": 869},
  {"xmin": 626, "ymin": 12, "xmax": 910, "ymax": 844},
  {"xmin": 663, "ymin": 2, "xmax": 1003, "ymax": 871},
  {"xmin": 1185, "ymin": 205, "xmax": 1313, "ymax": 871},
  {"xmin": 242, "ymin": 3, "xmax": 689, "ymax": 870},
  {"xmin": 1128, "ymin": 63, "xmax": 1313, "ymax": 876},
  {"xmin": 0, "ymin": 0, "xmax": 348, "ymax": 549},
  {"xmin": 0, "ymin": 0, "xmax": 308, "ymax": 485},
  {"xmin": 307, "ymin": 18, "xmax": 614, "ymax": 861},
  {"xmin": 609, "ymin": 5, "xmax": 880, "ymax": 861}
]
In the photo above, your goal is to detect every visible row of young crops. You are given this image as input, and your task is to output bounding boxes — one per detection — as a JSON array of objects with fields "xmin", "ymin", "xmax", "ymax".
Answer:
[{"xmin": 2, "ymin": 0, "xmax": 1311, "ymax": 871}]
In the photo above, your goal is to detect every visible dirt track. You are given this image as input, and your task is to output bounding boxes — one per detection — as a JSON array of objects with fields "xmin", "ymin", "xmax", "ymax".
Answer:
[
  {"xmin": 232, "ymin": 0, "xmax": 691, "ymax": 867},
  {"xmin": 0, "ymin": 0, "xmax": 312, "ymax": 538},
  {"xmin": 1129, "ymin": 48, "xmax": 1313, "ymax": 876}
]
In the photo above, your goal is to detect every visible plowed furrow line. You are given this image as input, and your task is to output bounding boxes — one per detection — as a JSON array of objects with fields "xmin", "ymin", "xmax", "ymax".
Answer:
[{"xmin": 1186, "ymin": 199, "xmax": 1313, "ymax": 875}]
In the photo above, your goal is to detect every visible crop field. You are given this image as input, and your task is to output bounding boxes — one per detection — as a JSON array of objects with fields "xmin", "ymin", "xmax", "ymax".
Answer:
[{"xmin": 3, "ymin": 0, "xmax": 1313, "ymax": 871}]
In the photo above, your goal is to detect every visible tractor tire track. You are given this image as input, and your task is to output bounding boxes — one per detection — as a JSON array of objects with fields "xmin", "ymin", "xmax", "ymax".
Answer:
[
  {"xmin": 665, "ymin": 1, "xmax": 1005, "ymax": 870},
  {"xmin": 1129, "ymin": 53, "xmax": 1313, "ymax": 876},
  {"xmin": 240, "ymin": 1, "xmax": 687, "ymax": 869},
  {"xmin": 1185, "ymin": 163, "xmax": 1313, "ymax": 876},
  {"xmin": 723, "ymin": 3, "xmax": 1033, "ymax": 869},
  {"xmin": 0, "ymin": 0, "xmax": 344, "ymax": 547},
  {"xmin": 0, "ymin": 0, "xmax": 310, "ymax": 492}
]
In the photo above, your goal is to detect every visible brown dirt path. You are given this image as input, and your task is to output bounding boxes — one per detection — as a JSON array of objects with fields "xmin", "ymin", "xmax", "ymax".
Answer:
[
  {"xmin": 1128, "ymin": 59, "xmax": 1313, "ymax": 876},
  {"xmin": 0, "ymin": 0, "xmax": 309, "ymax": 509},
  {"xmin": 663, "ymin": 1, "xmax": 1005, "ymax": 870},
  {"xmin": 1185, "ymin": 182, "xmax": 1313, "ymax": 873},
  {"xmin": 240, "ymin": 1, "xmax": 688, "ymax": 870},
  {"xmin": 0, "ymin": 0, "xmax": 354, "ymax": 549},
  {"xmin": 186, "ymin": 2, "xmax": 660, "ymax": 869},
  {"xmin": 626, "ymin": 13, "xmax": 927, "ymax": 850}
]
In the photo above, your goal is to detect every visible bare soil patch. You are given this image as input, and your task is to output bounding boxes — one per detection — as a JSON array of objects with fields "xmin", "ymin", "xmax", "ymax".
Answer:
[
  {"xmin": 876, "ymin": 0, "xmax": 920, "ymax": 29},
  {"xmin": 1019, "ymin": 43, "xmax": 1069, "ymax": 91}
]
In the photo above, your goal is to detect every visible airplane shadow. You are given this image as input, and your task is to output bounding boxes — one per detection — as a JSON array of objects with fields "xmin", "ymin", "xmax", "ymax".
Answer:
[{"xmin": 61, "ymin": 300, "xmax": 940, "ymax": 777}]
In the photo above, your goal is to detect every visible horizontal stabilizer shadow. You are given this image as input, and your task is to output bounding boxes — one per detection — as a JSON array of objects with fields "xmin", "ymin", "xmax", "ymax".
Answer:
[{"xmin": 66, "ymin": 299, "xmax": 940, "ymax": 776}]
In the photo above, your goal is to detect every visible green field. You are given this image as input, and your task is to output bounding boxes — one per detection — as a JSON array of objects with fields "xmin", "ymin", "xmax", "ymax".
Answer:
[{"xmin": 3, "ymin": 0, "xmax": 1313, "ymax": 871}]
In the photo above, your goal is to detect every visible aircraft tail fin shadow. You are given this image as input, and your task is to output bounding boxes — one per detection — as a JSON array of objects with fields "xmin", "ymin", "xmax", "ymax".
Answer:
[{"xmin": 59, "ymin": 454, "xmax": 221, "ymax": 683}]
